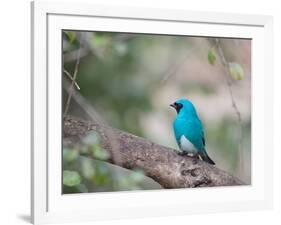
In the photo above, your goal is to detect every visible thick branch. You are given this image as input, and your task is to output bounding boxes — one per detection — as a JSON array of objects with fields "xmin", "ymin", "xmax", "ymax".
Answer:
[{"xmin": 64, "ymin": 116, "xmax": 243, "ymax": 188}]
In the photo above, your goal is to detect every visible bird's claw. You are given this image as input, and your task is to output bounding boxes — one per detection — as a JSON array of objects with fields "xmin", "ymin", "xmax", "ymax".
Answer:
[
  {"xmin": 177, "ymin": 151, "xmax": 188, "ymax": 156},
  {"xmin": 177, "ymin": 151, "xmax": 199, "ymax": 164}
]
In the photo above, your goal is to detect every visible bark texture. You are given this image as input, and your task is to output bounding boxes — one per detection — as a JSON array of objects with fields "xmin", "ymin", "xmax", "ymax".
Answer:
[{"xmin": 63, "ymin": 116, "xmax": 243, "ymax": 188}]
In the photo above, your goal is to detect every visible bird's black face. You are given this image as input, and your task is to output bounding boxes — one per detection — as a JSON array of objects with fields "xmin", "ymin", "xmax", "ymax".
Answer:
[{"xmin": 170, "ymin": 102, "xmax": 183, "ymax": 114}]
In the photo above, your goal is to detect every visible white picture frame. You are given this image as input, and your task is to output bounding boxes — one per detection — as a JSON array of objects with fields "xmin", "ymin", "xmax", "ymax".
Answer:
[{"xmin": 31, "ymin": 1, "xmax": 273, "ymax": 224}]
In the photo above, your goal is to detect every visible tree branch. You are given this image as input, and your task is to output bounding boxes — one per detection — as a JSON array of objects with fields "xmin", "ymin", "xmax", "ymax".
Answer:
[{"xmin": 63, "ymin": 116, "xmax": 243, "ymax": 188}]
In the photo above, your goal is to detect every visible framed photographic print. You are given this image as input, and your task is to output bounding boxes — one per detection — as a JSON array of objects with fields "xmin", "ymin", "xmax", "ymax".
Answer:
[{"xmin": 31, "ymin": 1, "xmax": 273, "ymax": 224}]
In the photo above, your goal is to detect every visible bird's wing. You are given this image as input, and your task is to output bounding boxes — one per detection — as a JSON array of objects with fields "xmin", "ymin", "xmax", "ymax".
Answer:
[
  {"xmin": 182, "ymin": 119, "xmax": 205, "ymax": 151},
  {"xmin": 202, "ymin": 136, "xmax": 205, "ymax": 146}
]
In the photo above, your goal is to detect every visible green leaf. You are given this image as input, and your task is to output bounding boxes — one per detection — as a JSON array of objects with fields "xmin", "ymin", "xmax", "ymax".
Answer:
[
  {"xmin": 93, "ymin": 162, "xmax": 110, "ymax": 185},
  {"xmin": 228, "ymin": 63, "xmax": 245, "ymax": 80},
  {"xmin": 64, "ymin": 31, "xmax": 76, "ymax": 44},
  {"xmin": 81, "ymin": 157, "xmax": 95, "ymax": 179},
  {"xmin": 63, "ymin": 184, "xmax": 88, "ymax": 194},
  {"xmin": 91, "ymin": 145, "xmax": 110, "ymax": 160},
  {"xmin": 63, "ymin": 148, "xmax": 79, "ymax": 162},
  {"xmin": 63, "ymin": 170, "xmax": 81, "ymax": 186},
  {"xmin": 208, "ymin": 48, "xmax": 216, "ymax": 65}
]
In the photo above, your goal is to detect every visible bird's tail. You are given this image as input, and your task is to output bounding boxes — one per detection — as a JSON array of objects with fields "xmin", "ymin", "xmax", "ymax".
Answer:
[{"xmin": 199, "ymin": 151, "xmax": 215, "ymax": 165}]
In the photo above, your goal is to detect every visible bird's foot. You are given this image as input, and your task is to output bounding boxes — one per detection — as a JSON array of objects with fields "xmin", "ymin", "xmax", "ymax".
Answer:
[
  {"xmin": 177, "ymin": 151, "xmax": 188, "ymax": 156},
  {"xmin": 177, "ymin": 151, "xmax": 199, "ymax": 164}
]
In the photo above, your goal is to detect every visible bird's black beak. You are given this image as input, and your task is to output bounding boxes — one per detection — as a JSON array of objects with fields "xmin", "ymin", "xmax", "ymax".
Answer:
[
  {"xmin": 170, "ymin": 102, "xmax": 183, "ymax": 113},
  {"xmin": 170, "ymin": 103, "xmax": 176, "ymax": 109}
]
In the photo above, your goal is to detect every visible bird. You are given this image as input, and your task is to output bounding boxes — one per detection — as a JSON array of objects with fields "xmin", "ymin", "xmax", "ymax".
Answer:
[{"xmin": 170, "ymin": 98, "xmax": 215, "ymax": 165}]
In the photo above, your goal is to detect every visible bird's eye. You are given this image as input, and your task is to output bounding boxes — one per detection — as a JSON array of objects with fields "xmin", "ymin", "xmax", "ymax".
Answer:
[
  {"xmin": 174, "ymin": 102, "xmax": 183, "ymax": 113},
  {"xmin": 170, "ymin": 102, "xmax": 183, "ymax": 113},
  {"xmin": 177, "ymin": 103, "xmax": 183, "ymax": 109}
]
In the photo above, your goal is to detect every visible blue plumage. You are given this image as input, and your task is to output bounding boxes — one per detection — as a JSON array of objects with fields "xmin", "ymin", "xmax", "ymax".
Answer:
[{"xmin": 170, "ymin": 98, "xmax": 215, "ymax": 165}]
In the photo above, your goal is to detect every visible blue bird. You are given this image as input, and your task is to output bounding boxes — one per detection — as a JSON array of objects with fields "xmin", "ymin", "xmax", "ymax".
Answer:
[{"xmin": 170, "ymin": 98, "xmax": 215, "ymax": 165}]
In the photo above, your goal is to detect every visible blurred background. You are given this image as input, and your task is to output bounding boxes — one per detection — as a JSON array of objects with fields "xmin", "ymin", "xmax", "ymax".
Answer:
[{"xmin": 62, "ymin": 31, "xmax": 251, "ymax": 193}]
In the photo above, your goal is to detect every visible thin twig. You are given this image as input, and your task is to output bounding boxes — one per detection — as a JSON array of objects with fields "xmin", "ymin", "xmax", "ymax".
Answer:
[
  {"xmin": 63, "ymin": 69, "xmax": 80, "ymax": 90},
  {"xmin": 63, "ymin": 32, "xmax": 122, "ymax": 167},
  {"xmin": 63, "ymin": 47, "xmax": 89, "ymax": 63},
  {"xmin": 214, "ymin": 38, "xmax": 243, "ymax": 173},
  {"xmin": 63, "ymin": 41, "xmax": 82, "ymax": 117},
  {"xmin": 62, "ymin": 78, "xmax": 123, "ymax": 166}
]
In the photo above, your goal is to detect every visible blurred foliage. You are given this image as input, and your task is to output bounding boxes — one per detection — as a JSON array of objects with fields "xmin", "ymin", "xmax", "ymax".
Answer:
[
  {"xmin": 207, "ymin": 45, "xmax": 245, "ymax": 81},
  {"xmin": 63, "ymin": 132, "xmax": 150, "ymax": 193},
  {"xmin": 63, "ymin": 170, "xmax": 81, "ymax": 187},
  {"xmin": 207, "ymin": 48, "xmax": 216, "ymax": 65},
  {"xmin": 228, "ymin": 62, "xmax": 245, "ymax": 80},
  {"xmin": 64, "ymin": 31, "xmax": 76, "ymax": 44},
  {"xmin": 63, "ymin": 30, "xmax": 251, "ymax": 192},
  {"xmin": 63, "ymin": 31, "xmax": 194, "ymax": 137},
  {"xmin": 206, "ymin": 118, "xmax": 251, "ymax": 172}
]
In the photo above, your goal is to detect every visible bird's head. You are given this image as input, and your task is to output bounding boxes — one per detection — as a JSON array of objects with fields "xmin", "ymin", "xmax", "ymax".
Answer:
[{"xmin": 170, "ymin": 98, "xmax": 197, "ymax": 116}]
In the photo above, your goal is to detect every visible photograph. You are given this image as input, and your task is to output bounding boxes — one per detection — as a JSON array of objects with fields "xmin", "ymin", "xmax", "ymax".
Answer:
[{"xmin": 62, "ymin": 30, "xmax": 251, "ymax": 194}]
